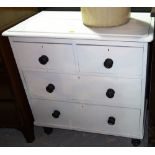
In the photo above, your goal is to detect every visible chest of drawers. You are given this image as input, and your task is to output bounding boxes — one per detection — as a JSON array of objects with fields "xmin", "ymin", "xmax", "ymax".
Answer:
[{"xmin": 3, "ymin": 11, "xmax": 154, "ymax": 145}]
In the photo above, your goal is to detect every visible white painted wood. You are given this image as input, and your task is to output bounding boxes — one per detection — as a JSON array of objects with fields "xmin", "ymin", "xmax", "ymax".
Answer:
[
  {"xmin": 24, "ymin": 71, "xmax": 142, "ymax": 108},
  {"xmin": 43, "ymin": 43, "xmax": 76, "ymax": 72},
  {"xmin": 77, "ymin": 45, "xmax": 143, "ymax": 76},
  {"xmin": 31, "ymin": 99, "xmax": 141, "ymax": 138},
  {"xmin": 4, "ymin": 11, "xmax": 153, "ymax": 140},
  {"xmin": 10, "ymin": 37, "xmax": 145, "ymax": 48},
  {"xmin": 2, "ymin": 12, "xmax": 154, "ymax": 42},
  {"xmin": 139, "ymin": 43, "xmax": 149, "ymax": 136},
  {"xmin": 72, "ymin": 103, "xmax": 141, "ymax": 138},
  {"xmin": 11, "ymin": 42, "xmax": 76, "ymax": 73},
  {"xmin": 11, "ymin": 42, "xmax": 47, "ymax": 70},
  {"xmin": 30, "ymin": 99, "xmax": 72, "ymax": 128}
]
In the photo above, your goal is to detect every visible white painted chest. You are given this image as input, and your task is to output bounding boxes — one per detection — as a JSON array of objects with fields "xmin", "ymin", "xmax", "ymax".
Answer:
[{"xmin": 3, "ymin": 11, "xmax": 154, "ymax": 144}]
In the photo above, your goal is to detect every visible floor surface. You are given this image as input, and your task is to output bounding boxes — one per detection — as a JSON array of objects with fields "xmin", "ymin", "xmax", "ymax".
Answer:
[{"xmin": 0, "ymin": 125, "xmax": 148, "ymax": 147}]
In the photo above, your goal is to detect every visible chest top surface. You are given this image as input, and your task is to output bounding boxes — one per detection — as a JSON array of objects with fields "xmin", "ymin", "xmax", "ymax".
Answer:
[{"xmin": 2, "ymin": 11, "xmax": 154, "ymax": 42}]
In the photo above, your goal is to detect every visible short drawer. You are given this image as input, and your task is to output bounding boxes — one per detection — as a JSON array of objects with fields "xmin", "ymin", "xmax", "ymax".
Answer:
[
  {"xmin": 30, "ymin": 99, "xmax": 141, "ymax": 138},
  {"xmin": 11, "ymin": 42, "xmax": 76, "ymax": 72},
  {"xmin": 77, "ymin": 45, "xmax": 143, "ymax": 76},
  {"xmin": 25, "ymin": 71, "xmax": 142, "ymax": 108}
]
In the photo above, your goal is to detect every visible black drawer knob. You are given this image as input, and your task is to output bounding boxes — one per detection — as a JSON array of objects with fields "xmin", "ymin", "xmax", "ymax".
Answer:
[
  {"xmin": 106, "ymin": 89, "xmax": 115, "ymax": 98},
  {"xmin": 108, "ymin": 116, "xmax": 115, "ymax": 125},
  {"xmin": 39, "ymin": 55, "xmax": 49, "ymax": 65},
  {"xmin": 46, "ymin": 84, "xmax": 55, "ymax": 93},
  {"xmin": 52, "ymin": 110, "xmax": 60, "ymax": 118},
  {"xmin": 104, "ymin": 58, "xmax": 113, "ymax": 69}
]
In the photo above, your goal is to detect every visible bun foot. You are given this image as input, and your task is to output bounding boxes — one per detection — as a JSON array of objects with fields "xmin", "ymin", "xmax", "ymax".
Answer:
[
  {"xmin": 131, "ymin": 139, "xmax": 141, "ymax": 146},
  {"xmin": 43, "ymin": 127, "xmax": 53, "ymax": 135}
]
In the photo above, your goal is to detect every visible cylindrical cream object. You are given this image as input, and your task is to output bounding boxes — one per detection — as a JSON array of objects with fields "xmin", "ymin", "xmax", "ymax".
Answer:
[{"xmin": 81, "ymin": 7, "xmax": 130, "ymax": 27}]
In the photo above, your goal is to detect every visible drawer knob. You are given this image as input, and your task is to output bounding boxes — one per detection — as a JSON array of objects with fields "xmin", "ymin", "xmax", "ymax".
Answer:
[
  {"xmin": 108, "ymin": 116, "xmax": 115, "ymax": 125},
  {"xmin": 106, "ymin": 89, "xmax": 115, "ymax": 98},
  {"xmin": 52, "ymin": 110, "xmax": 60, "ymax": 118},
  {"xmin": 104, "ymin": 58, "xmax": 113, "ymax": 69},
  {"xmin": 46, "ymin": 84, "xmax": 55, "ymax": 93},
  {"xmin": 39, "ymin": 55, "xmax": 49, "ymax": 65}
]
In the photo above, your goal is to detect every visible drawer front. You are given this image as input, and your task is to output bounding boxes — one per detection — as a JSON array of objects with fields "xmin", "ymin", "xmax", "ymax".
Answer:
[
  {"xmin": 25, "ymin": 71, "xmax": 142, "ymax": 108},
  {"xmin": 11, "ymin": 42, "xmax": 76, "ymax": 72},
  {"xmin": 30, "ymin": 99, "xmax": 75, "ymax": 128},
  {"xmin": 77, "ymin": 45, "xmax": 143, "ymax": 76},
  {"xmin": 72, "ymin": 104, "xmax": 140, "ymax": 138},
  {"xmin": 31, "ymin": 99, "xmax": 141, "ymax": 138}
]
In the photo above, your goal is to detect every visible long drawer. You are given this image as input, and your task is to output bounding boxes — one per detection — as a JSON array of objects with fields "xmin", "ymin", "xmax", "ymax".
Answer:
[
  {"xmin": 25, "ymin": 71, "xmax": 142, "ymax": 108},
  {"xmin": 77, "ymin": 45, "xmax": 143, "ymax": 76},
  {"xmin": 30, "ymin": 99, "xmax": 141, "ymax": 138},
  {"xmin": 11, "ymin": 42, "xmax": 76, "ymax": 73}
]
